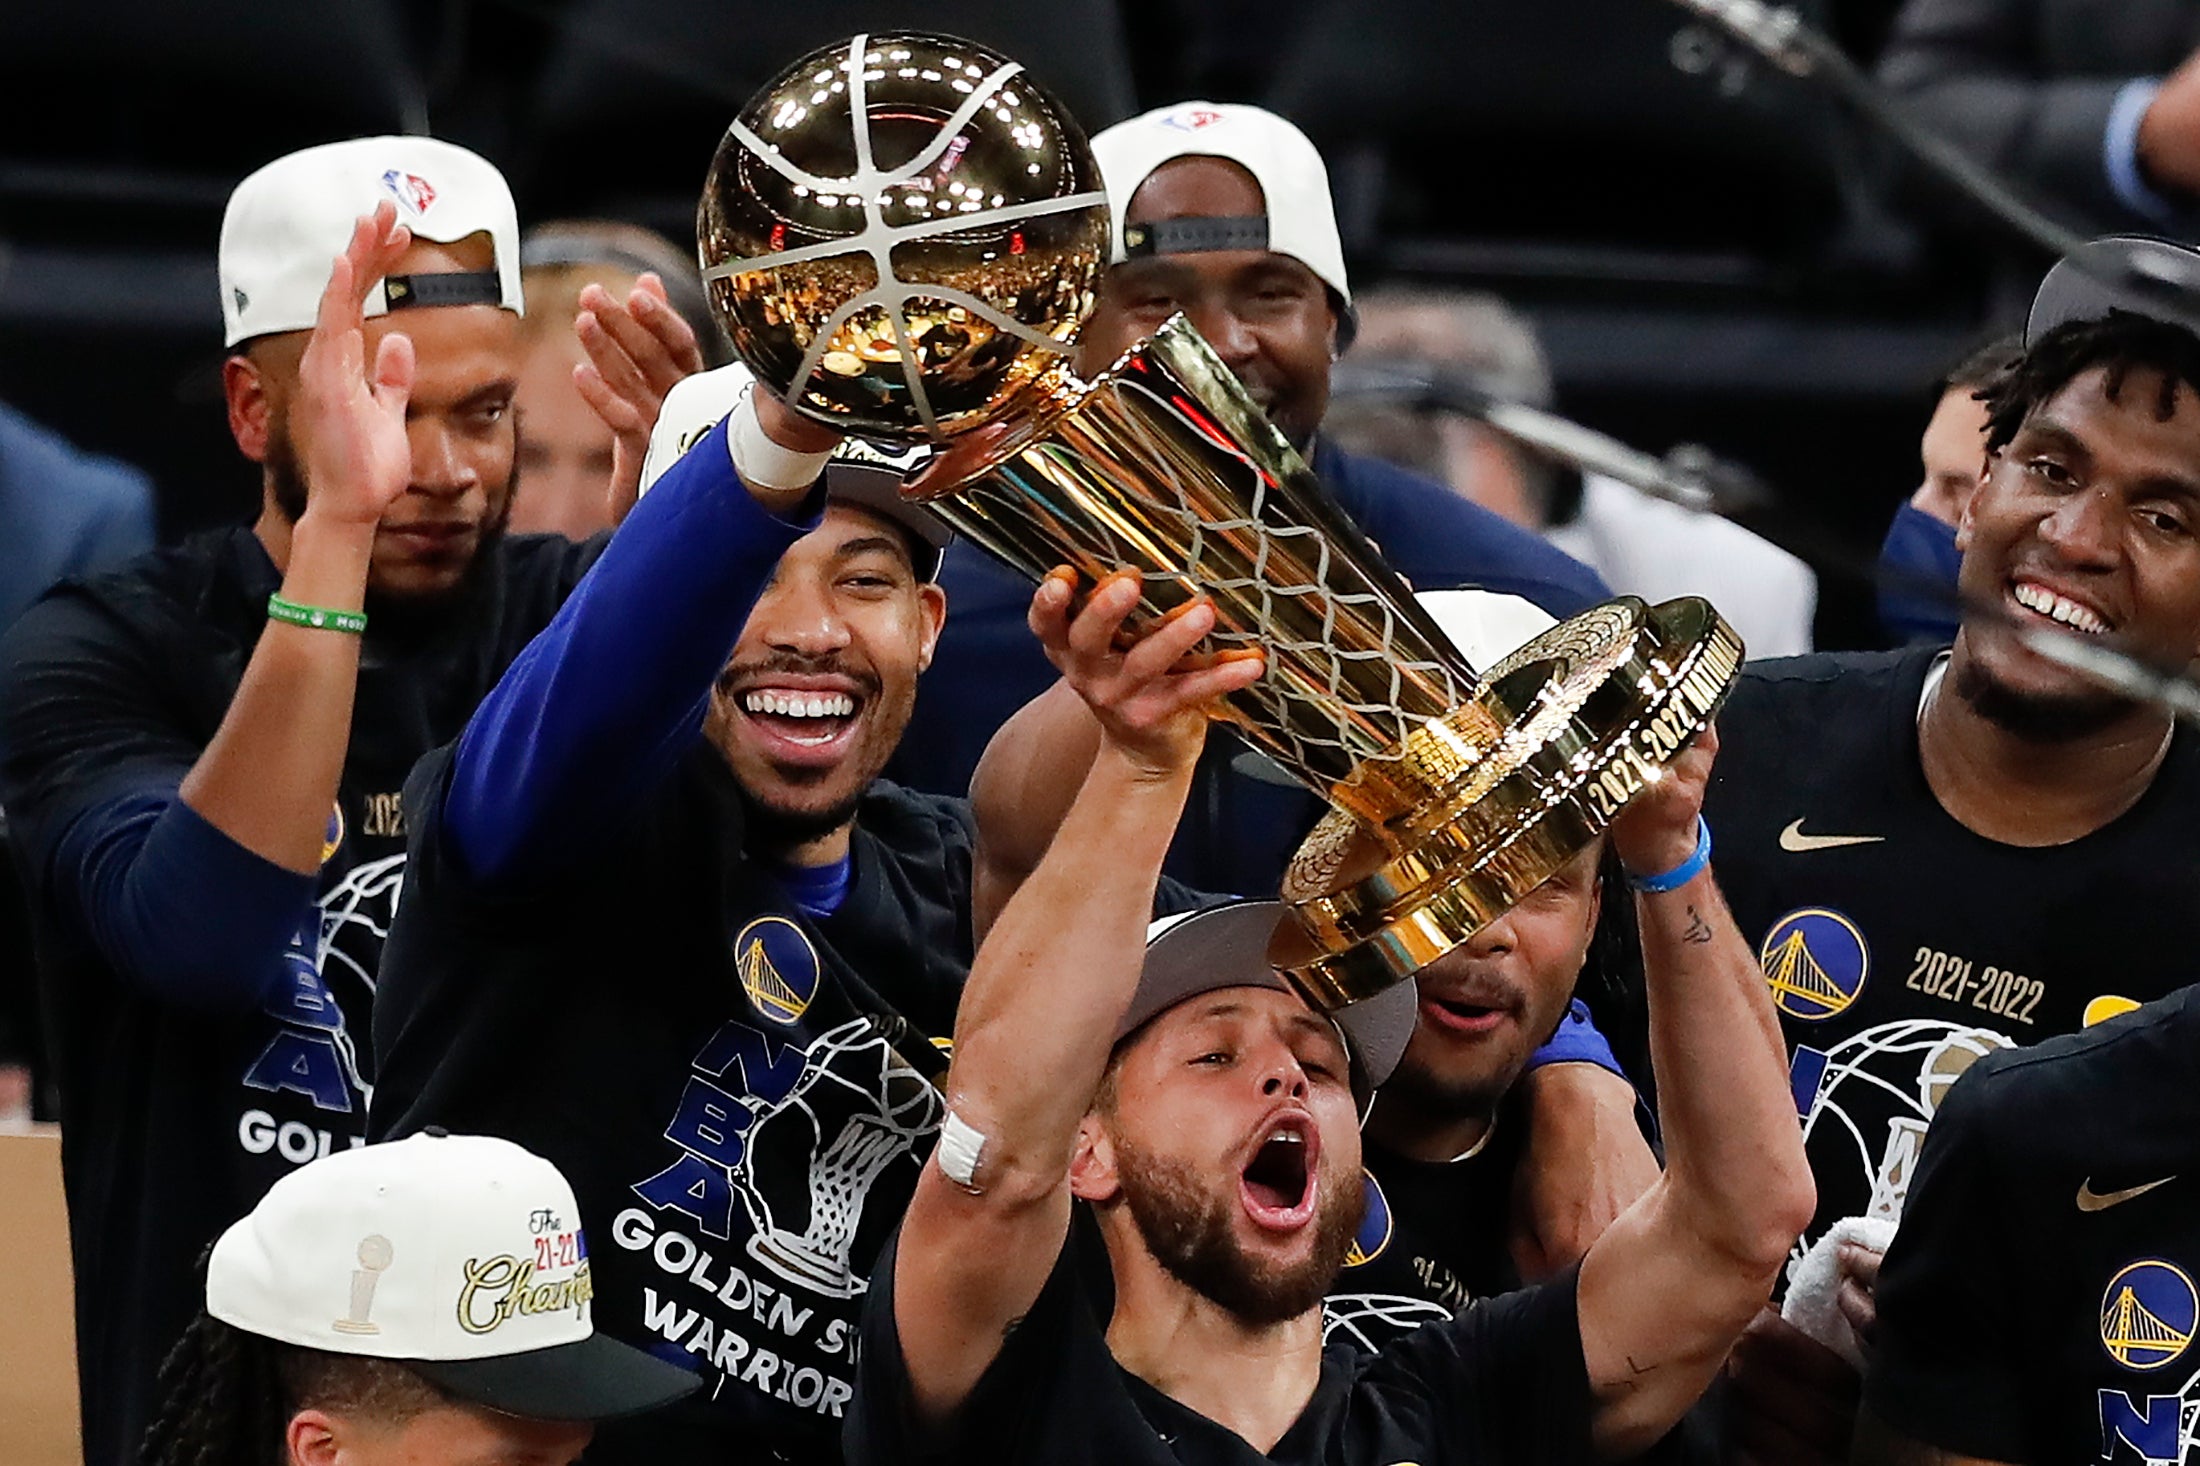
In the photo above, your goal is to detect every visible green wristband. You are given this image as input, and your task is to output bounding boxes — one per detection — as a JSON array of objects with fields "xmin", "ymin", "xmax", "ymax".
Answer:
[{"xmin": 266, "ymin": 594, "xmax": 367, "ymax": 635}]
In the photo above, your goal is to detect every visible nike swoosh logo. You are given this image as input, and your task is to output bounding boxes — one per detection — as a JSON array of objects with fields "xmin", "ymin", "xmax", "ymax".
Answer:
[
  {"xmin": 1778, "ymin": 819, "xmax": 1887, "ymax": 853},
  {"xmin": 2078, "ymin": 1176, "xmax": 2176, "ymax": 1213}
]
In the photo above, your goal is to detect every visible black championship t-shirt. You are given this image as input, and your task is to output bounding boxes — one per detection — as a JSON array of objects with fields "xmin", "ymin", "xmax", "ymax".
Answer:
[
  {"xmin": 0, "ymin": 526, "xmax": 594, "ymax": 1466},
  {"xmin": 1702, "ymin": 645, "xmax": 2200, "ymax": 1246},
  {"xmin": 372, "ymin": 747, "xmax": 981, "ymax": 1466},
  {"xmin": 1323, "ymin": 1101, "xmax": 1528, "ymax": 1352},
  {"xmin": 848, "ymin": 1225, "xmax": 1595, "ymax": 1466},
  {"xmin": 1865, "ymin": 987, "xmax": 2200, "ymax": 1465}
]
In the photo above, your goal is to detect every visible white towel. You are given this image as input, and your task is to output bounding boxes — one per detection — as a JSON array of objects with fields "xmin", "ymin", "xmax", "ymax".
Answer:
[{"xmin": 1780, "ymin": 1216, "xmax": 1898, "ymax": 1370}]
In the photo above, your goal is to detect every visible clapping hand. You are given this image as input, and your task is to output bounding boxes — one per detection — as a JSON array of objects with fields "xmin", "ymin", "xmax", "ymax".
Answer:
[
  {"xmin": 574, "ymin": 273, "xmax": 709, "ymax": 523},
  {"xmin": 292, "ymin": 203, "xmax": 418, "ymax": 529}
]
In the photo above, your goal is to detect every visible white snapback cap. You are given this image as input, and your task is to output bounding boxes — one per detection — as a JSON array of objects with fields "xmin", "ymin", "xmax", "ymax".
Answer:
[
  {"xmin": 220, "ymin": 136, "xmax": 524, "ymax": 347},
  {"xmin": 1229, "ymin": 589, "xmax": 1558, "ymax": 790},
  {"xmin": 640, "ymin": 363, "xmax": 953, "ymax": 578},
  {"xmin": 1415, "ymin": 587, "xmax": 1559, "ymax": 669},
  {"xmin": 1091, "ymin": 102, "xmax": 1352, "ymax": 316},
  {"xmin": 206, "ymin": 1132, "xmax": 695, "ymax": 1422}
]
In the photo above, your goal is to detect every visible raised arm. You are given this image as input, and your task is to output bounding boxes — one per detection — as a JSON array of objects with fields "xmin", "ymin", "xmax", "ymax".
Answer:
[
  {"xmin": 440, "ymin": 382, "xmax": 833, "ymax": 886},
  {"xmin": 0, "ymin": 209, "xmax": 414, "ymax": 1012},
  {"xmin": 180, "ymin": 204, "xmax": 415, "ymax": 875},
  {"xmin": 1575, "ymin": 727, "xmax": 1817, "ymax": 1458},
  {"xmin": 967, "ymin": 675, "xmax": 1102, "ymax": 941},
  {"xmin": 892, "ymin": 570, "xmax": 1263, "ymax": 1425}
]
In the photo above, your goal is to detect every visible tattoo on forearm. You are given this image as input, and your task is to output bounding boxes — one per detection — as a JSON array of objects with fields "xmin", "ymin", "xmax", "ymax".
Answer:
[{"xmin": 1681, "ymin": 906, "xmax": 1713, "ymax": 945}]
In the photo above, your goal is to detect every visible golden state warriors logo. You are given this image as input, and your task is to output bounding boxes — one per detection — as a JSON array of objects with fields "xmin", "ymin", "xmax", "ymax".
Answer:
[
  {"xmin": 2101, "ymin": 1261, "xmax": 2198, "ymax": 1371},
  {"xmin": 1759, "ymin": 908, "xmax": 1869, "ymax": 1021},
  {"xmin": 320, "ymin": 803, "xmax": 345, "ymax": 866},
  {"xmin": 1343, "ymin": 1169, "xmax": 1393, "ymax": 1268},
  {"xmin": 735, "ymin": 916, "xmax": 822, "ymax": 1027}
]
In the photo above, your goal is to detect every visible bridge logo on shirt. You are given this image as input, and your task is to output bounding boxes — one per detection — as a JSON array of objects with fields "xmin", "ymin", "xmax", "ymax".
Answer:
[
  {"xmin": 1342, "ymin": 1169, "xmax": 1393, "ymax": 1268},
  {"xmin": 1759, "ymin": 907, "xmax": 1869, "ymax": 1021},
  {"xmin": 736, "ymin": 916, "xmax": 822, "ymax": 1026},
  {"xmin": 2103, "ymin": 1262, "xmax": 2199, "ymax": 1372},
  {"xmin": 321, "ymin": 802, "xmax": 345, "ymax": 865}
]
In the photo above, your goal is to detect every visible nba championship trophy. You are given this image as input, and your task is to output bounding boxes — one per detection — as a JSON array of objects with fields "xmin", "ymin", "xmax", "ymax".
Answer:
[{"xmin": 699, "ymin": 32, "xmax": 1742, "ymax": 1007}]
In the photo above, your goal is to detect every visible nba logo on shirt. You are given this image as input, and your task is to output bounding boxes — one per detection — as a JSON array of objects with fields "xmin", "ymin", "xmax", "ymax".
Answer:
[
  {"xmin": 1758, "ymin": 908, "xmax": 1870, "ymax": 1021},
  {"xmin": 380, "ymin": 169, "xmax": 437, "ymax": 216}
]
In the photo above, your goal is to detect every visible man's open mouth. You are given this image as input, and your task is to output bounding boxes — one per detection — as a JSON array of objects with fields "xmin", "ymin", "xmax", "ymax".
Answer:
[
  {"xmin": 735, "ymin": 683, "xmax": 864, "ymax": 763},
  {"xmin": 1239, "ymin": 1114, "xmax": 1319, "ymax": 1231}
]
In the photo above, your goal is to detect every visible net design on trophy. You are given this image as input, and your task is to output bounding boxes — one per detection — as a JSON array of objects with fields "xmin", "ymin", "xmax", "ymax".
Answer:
[{"xmin": 703, "ymin": 28, "xmax": 1747, "ymax": 1009}]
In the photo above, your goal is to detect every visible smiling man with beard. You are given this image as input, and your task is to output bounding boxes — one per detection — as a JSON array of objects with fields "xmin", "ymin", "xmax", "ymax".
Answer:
[
  {"xmin": 0, "ymin": 138, "xmax": 646, "ymax": 1466},
  {"xmin": 847, "ymin": 571, "xmax": 1812, "ymax": 1466},
  {"xmin": 1699, "ymin": 236, "xmax": 2200, "ymax": 1466}
]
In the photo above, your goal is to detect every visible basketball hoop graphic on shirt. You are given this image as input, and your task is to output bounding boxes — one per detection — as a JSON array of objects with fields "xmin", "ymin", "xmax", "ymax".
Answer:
[{"xmin": 731, "ymin": 1017, "xmax": 941, "ymax": 1298}]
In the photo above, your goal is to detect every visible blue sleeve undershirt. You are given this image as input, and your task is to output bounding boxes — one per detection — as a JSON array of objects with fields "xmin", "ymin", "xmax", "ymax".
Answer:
[
  {"xmin": 2106, "ymin": 79, "xmax": 2180, "ymax": 224},
  {"xmin": 1525, "ymin": 998, "xmax": 1626, "ymax": 1080},
  {"xmin": 443, "ymin": 417, "xmax": 824, "ymax": 887},
  {"xmin": 50, "ymin": 789, "xmax": 315, "ymax": 1012}
]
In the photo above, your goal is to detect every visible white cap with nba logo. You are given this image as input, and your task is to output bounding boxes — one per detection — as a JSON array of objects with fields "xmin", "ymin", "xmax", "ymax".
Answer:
[
  {"xmin": 206, "ymin": 1131, "xmax": 697, "ymax": 1421},
  {"xmin": 1089, "ymin": 102, "xmax": 1354, "ymax": 336},
  {"xmin": 219, "ymin": 135, "xmax": 525, "ymax": 347}
]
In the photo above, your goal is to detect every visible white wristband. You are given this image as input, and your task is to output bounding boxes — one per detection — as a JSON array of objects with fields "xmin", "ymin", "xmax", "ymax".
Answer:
[
  {"xmin": 936, "ymin": 1109, "xmax": 989, "ymax": 1193},
  {"xmin": 726, "ymin": 385, "xmax": 835, "ymax": 494}
]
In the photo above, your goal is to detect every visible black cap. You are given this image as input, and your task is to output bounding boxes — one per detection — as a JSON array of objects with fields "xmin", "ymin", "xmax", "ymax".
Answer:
[
  {"xmin": 411, "ymin": 1335, "xmax": 700, "ymax": 1423},
  {"xmin": 2027, "ymin": 235, "xmax": 2200, "ymax": 347},
  {"xmin": 1119, "ymin": 902, "xmax": 1419, "ymax": 1104}
]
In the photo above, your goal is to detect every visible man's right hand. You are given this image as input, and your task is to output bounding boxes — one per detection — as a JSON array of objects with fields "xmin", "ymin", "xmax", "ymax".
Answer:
[
  {"xmin": 1726, "ymin": 1306, "xmax": 1861, "ymax": 1466},
  {"xmin": 1027, "ymin": 567, "xmax": 1265, "ymax": 779},
  {"xmin": 2138, "ymin": 50, "xmax": 2200, "ymax": 197}
]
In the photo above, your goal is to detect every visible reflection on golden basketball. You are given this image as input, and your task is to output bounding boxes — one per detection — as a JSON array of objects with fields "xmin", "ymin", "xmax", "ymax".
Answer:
[{"xmin": 699, "ymin": 31, "xmax": 1110, "ymax": 442}]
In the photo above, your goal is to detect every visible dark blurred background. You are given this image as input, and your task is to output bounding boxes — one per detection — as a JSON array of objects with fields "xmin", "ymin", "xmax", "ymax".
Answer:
[{"xmin": 0, "ymin": 0, "xmax": 2076, "ymax": 649}]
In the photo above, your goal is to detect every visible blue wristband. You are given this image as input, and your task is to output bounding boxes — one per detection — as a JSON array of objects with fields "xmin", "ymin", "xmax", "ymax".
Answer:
[{"xmin": 1625, "ymin": 815, "xmax": 1710, "ymax": 894}]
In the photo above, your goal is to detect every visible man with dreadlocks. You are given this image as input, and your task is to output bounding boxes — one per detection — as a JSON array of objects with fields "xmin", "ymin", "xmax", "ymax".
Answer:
[
  {"xmin": 139, "ymin": 1131, "xmax": 694, "ymax": 1466},
  {"xmin": 1695, "ymin": 235, "xmax": 2200, "ymax": 1464}
]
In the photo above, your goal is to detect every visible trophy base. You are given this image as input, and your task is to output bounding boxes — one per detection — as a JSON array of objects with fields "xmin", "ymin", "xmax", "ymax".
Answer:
[{"xmin": 1272, "ymin": 596, "xmax": 1743, "ymax": 1010}]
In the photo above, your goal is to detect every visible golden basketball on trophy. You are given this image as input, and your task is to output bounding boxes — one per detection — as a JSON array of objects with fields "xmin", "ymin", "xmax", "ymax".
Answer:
[{"xmin": 700, "ymin": 31, "xmax": 1743, "ymax": 1008}]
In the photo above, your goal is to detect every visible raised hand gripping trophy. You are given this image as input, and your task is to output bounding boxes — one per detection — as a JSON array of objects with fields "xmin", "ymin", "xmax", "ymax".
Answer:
[{"xmin": 699, "ymin": 31, "xmax": 1742, "ymax": 1007}]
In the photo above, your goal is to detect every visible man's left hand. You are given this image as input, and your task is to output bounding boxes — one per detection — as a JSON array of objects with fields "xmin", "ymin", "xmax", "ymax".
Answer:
[{"xmin": 574, "ymin": 272, "xmax": 708, "ymax": 524}]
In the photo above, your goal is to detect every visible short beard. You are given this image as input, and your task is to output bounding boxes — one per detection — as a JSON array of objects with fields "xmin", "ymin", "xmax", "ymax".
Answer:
[
  {"xmin": 1111, "ymin": 1132, "xmax": 1361, "ymax": 1328},
  {"xmin": 736, "ymin": 786, "xmax": 866, "ymax": 857},
  {"xmin": 1375, "ymin": 1053, "xmax": 1512, "ymax": 1129},
  {"xmin": 1953, "ymin": 652, "xmax": 2136, "ymax": 742}
]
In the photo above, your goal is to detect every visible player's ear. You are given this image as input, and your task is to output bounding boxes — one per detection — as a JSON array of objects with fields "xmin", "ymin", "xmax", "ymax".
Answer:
[
  {"xmin": 285, "ymin": 1409, "xmax": 342, "ymax": 1466},
  {"xmin": 1068, "ymin": 1115, "xmax": 1120, "ymax": 1203},
  {"xmin": 224, "ymin": 352, "xmax": 274, "ymax": 463},
  {"xmin": 915, "ymin": 582, "xmax": 947, "ymax": 673}
]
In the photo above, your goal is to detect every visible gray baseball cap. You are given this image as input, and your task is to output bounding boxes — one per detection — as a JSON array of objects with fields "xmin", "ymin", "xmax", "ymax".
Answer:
[{"xmin": 1118, "ymin": 901, "xmax": 1418, "ymax": 1103}]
